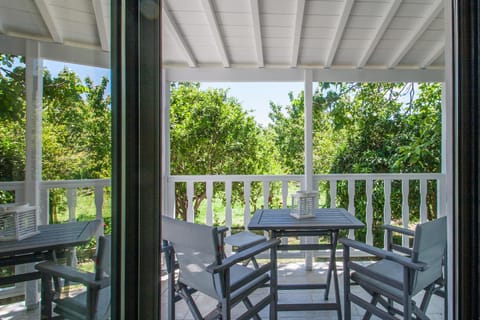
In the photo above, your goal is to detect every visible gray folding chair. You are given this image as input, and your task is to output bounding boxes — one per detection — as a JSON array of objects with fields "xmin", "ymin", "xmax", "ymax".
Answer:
[
  {"xmin": 36, "ymin": 235, "xmax": 111, "ymax": 320},
  {"xmin": 162, "ymin": 216, "xmax": 279, "ymax": 320},
  {"xmin": 340, "ymin": 216, "xmax": 447, "ymax": 320}
]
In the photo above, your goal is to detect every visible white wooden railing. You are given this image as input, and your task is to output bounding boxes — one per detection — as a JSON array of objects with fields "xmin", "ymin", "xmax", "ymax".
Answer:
[
  {"xmin": 167, "ymin": 173, "xmax": 446, "ymax": 248},
  {"xmin": 0, "ymin": 179, "xmax": 110, "ymax": 299},
  {"xmin": 0, "ymin": 173, "xmax": 446, "ymax": 298}
]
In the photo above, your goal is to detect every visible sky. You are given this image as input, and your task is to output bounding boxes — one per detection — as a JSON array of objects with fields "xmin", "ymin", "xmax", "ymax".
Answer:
[{"xmin": 44, "ymin": 60, "xmax": 304, "ymax": 126}]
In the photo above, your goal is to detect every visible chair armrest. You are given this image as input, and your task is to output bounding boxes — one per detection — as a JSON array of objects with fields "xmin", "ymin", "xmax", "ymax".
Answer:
[
  {"xmin": 383, "ymin": 224, "xmax": 415, "ymax": 237},
  {"xmin": 207, "ymin": 239, "xmax": 280, "ymax": 273},
  {"xmin": 35, "ymin": 261, "xmax": 110, "ymax": 290},
  {"xmin": 217, "ymin": 226, "xmax": 229, "ymax": 234},
  {"xmin": 340, "ymin": 238, "xmax": 427, "ymax": 271}
]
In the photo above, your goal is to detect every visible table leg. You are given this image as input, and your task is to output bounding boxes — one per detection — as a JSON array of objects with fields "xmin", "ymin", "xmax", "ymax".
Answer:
[{"xmin": 324, "ymin": 231, "xmax": 334, "ymax": 300}]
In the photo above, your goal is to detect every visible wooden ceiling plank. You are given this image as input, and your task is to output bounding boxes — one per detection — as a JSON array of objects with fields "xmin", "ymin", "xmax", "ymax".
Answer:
[
  {"xmin": 162, "ymin": 4, "xmax": 197, "ymax": 67},
  {"xmin": 200, "ymin": 0, "xmax": 230, "ymax": 68},
  {"xmin": 420, "ymin": 40, "xmax": 444, "ymax": 68},
  {"xmin": 249, "ymin": 0, "xmax": 264, "ymax": 68},
  {"xmin": 325, "ymin": 0, "xmax": 355, "ymax": 68},
  {"xmin": 387, "ymin": 0, "xmax": 443, "ymax": 68},
  {"xmin": 357, "ymin": 0, "xmax": 402, "ymax": 68},
  {"xmin": 92, "ymin": 0, "xmax": 109, "ymax": 51},
  {"xmin": 290, "ymin": 0, "xmax": 305, "ymax": 68},
  {"xmin": 34, "ymin": 0, "xmax": 63, "ymax": 43}
]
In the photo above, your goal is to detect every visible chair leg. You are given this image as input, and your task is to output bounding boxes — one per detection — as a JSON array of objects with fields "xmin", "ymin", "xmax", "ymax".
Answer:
[
  {"xmin": 361, "ymin": 292, "xmax": 380, "ymax": 320},
  {"xmin": 242, "ymin": 298, "xmax": 261, "ymax": 320},
  {"xmin": 420, "ymin": 283, "xmax": 435, "ymax": 312},
  {"xmin": 177, "ymin": 283, "xmax": 204, "ymax": 320}
]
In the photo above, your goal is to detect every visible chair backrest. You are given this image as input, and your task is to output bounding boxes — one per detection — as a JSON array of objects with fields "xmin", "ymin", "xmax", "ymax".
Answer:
[
  {"xmin": 410, "ymin": 216, "xmax": 447, "ymax": 295},
  {"xmin": 162, "ymin": 216, "xmax": 222, "ymax": 298},
  {"xmin": 95, "ymin": 235, "xmax": 111, "ymax": 280},
  {"xmin": 94, "ymin": 235, "xmax": 111, "ymax": 320}
]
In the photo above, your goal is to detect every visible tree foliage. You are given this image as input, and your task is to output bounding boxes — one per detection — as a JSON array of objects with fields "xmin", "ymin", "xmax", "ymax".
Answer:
[
  {"xmin": 170, "ymin": 83, "xmax": 274, "ymax": 220},
  {"xmin": 0, "ymin": 54, "xmax": 111, "ymax": 217}
]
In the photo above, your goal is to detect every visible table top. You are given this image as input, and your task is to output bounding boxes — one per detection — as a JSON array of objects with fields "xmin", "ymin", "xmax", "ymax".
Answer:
[
  {"xmin": 248, "ymin": 208, "xmax": 364, "ymax": 231},
  {"xmin": 0, "ymin": 220, "xmax": 102, "ymax": 257}
]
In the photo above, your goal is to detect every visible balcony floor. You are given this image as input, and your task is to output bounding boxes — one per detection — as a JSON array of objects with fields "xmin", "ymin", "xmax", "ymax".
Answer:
[{"xmin": 0, "ymin": 261, "xmax": 445, "ymax": 320}]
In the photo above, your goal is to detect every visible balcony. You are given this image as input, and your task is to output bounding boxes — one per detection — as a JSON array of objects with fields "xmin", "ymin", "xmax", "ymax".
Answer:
[{"xmin": 0, "ymin": 172, "xmax": 446, "ymax": 318}]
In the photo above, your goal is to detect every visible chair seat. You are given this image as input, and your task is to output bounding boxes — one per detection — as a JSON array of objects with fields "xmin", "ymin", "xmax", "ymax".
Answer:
[
  {"xmin": 53, "ymin": 285, "xmax": 110, "ymax": 320},
  {"xmin": 224, "ymin": 231, "xmax": 266, "ymax": 250},
  {"xmin": 351, "ymin": 259, "xmax": 404, "ymax": 300}
]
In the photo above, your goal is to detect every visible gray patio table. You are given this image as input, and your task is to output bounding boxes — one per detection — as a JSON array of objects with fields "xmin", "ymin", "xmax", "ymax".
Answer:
[
  {"xmin": 248, "ymin": 208, "xmax": 364, "ymax": 319},
  {"xmin": 0, "ymin": 219, "xmax": 102, "ymax": 286}
]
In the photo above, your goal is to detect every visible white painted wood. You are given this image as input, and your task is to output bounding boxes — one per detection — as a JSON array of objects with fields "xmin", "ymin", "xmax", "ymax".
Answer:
[
  {"xmin": 67, "ymin": 188, "xmax": 77, "ymax": 222},
  {"xmin": 282, "ymin": 181, "xmax": 289, "ymax": 208},
  {"xmin": 225, "ymin": 181, "xmax": 232, "ymax": 234},
  {"xmin": 420, "ymin": 40, "xmax": 444, "ymax": 68},
  {"xmin": 92, "ymin": 0, "xmax": 109, "ymax": 51},
  {"xmin": 165, "ymin": 67, "xmax": 444, "ymax": 82},
  {"xmin": 263, "ymin": 181, "xmax": 270, "ymax": 208},
  {"xmin": 34, "ymin": 0, "xmax": 62, "ymax": 43},
  {"xmin": 348, "ymin": 179, "xmax": 356, "ymax": 239},
  {"xmin": 304, "ymin": 70, "xmax": 313, "ymax": 191},
  {"xmin": 249, "ymin": 0, "xmax": 264, "ymax": 68},
  {"xmin": 388, "ymin": 0, "xmax": 443, "ymax": 68},
  {"xmin": 163, "ymin": 4, "xmax": 197, "ymax": 67},
  {"xmin": 420, "ymin": 179, "xmax": 428, "ymax": 223},
  {"xmin": 357, "ymin": 0, "xmax": 402, "ymax": 68},
  {"xmin": 244, "ymin": 182, "xmax": 251, "ymax": 228},
  {"xmin": 401, "ymin": 179, "xmax": 410, "ymax": 247},
  {"xmin": 206, "ymin": 181, "xmax": 213, "ymax": 226},
  {"xmin": 186, "ymin": 181, "xmax": 194, "ymax": 222},
  {"xmin": 161, "ymin": 77, "xmax": 172, "ymax": 217},
  {"xmin": 24, "ymin": 41, "xmax": 42, "ymax": 309},
  {"xmin": 330, "ymin": 179, "xmax": 337, "ymax": 208},
  {"xmin": 325, "ymin": 0, "xmax": 355, "ymax": 68},
  {"xmin": 383, "ymin": 179, "xmax": 392, "ymax": 249},
  {"xmin": 94, "ymin": 186, "xmax": 104, "ymax": 223},
  {"xmin": 200, "ymin": 0, "xmax": 230, "ymax": 67},
  {"xmin": 290, "ymin": 0, "xmax": 305, "ymax": 67},
  {"xmin": 365, "ymin": 179, "xmax": 373, "ymax": 245}
]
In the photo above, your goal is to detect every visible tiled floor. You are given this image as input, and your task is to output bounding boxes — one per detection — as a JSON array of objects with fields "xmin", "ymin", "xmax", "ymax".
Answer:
[
  {"xmin": 0, "ymin": 260, "xmax": 444, "ymax": 320},
  {"xmin": 160, "ymin": 260, "xmax": 445, "ymax": 320}
]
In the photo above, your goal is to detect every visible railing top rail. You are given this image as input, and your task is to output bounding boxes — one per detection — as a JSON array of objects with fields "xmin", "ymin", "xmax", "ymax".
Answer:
[
  {"xmin": 41, "ymin": 179, "xmax": 111, "ymax": 189},
  {"xmin": 169, "ymin": 173, "xmax": 445, "ymax": 183}
]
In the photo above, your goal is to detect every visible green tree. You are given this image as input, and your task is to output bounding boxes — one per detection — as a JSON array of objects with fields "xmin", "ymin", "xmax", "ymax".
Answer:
[{"xmin": 170, "ymin": 83, "xmax": 270, "ymax": 221}]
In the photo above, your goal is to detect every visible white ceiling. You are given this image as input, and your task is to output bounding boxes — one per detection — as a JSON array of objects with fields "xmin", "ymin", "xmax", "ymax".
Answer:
[{"xmin": 0, "ymin": 0, "xmax": 447, "ymax": 82}]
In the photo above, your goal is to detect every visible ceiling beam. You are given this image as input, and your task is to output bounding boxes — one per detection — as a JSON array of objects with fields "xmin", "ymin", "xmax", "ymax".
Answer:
[
  {"xmin": 387, "ymin": 0, "xmax": 443, "ymax": 68},
  {"xmin": 420, "ymin": 40, "xmax": 444, "ymax": 68},
  {"xmin": 162, "ymin": 4, "xmax": 197, "ymax": 67},
  {"xmin": 249, "ymin": 0, "xmax": 264, "ymax": 68},
  {"xmin": 92, "ymin": 0, "xmax": 109, "ymax": 51},
  {"xmin": 325, "ymin": 0, "xmax": 355, "ymax": 68},
  {"xmin": 200, "ymin": 0, "xmax": 230, "ymax": 68},
  {"xmin": 166, "ymin": 67, "xmax": 444, "ymax": 83},
  {"xmin": 34, "ymin": 0, "xmax": 63, "ymax": 43},
  {"xmin": 290, "ymin": 0, "xmax": 306, "ymax": 68},
  {"xmin": 357, "ymin": 0, "xmax": 402, "ymax": 68}
]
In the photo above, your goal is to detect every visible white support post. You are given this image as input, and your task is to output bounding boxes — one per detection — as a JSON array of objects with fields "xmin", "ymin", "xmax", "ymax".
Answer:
[
  {"xmin": 162, "ymin": 74, "xmax": 172, "ymax": 217},
  {"xmin": 304, "ymin": 69, "xmax": 314, "ymax": 271},
  {"xmin": 24, "ymin": 40, "xmax": 43, "ymax": 310},
  {"xmin": 304, "ymin": 69, "xmax": 313, "ymax": 192}
]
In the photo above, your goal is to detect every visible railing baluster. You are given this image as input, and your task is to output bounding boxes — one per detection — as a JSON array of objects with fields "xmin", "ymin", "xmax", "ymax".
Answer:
[
  {"xmin": 243, "ymin": 181, "xmax": 251, "ymax": 229},
  {"xmin": 402, "ymin": 179, "xmax": 410, "ymax": 247},
  {"xmin": 348, "ymin": 179, "xmax": 356, "ymax": 239},
  {"xmin": 186, "ymin": 181, "xmax": 194, "ymax": 222},
  {"xmin": 263, "ymin": 181, "xmax": 269, "ymax": 209},
  {"xmin": 206, "ymin": 181, "xmax": 213, "ymax": 226},
  {"xmin": 365, "ymin": 180, "xmax": 373, "ymax": 246},
  {"xmin": 67, "ymin": 188, "xmax": 77, "ymax": 222},
  {"xmin": 282, "ymin": 181, "xmax": 289, "ymax": 208},
  {"xmin": 225, "ymin": 181, "xmax": 232, "ymax": 234},
  {"xmin": 94, "ymin": 186, "xmax": 104, "ymax": 221},
  {"xmin": 383, "ymin": 179, "xmax": 392, "ymax": 250},
  {"xmin": 329, "ymin": 179, "xmax": 337, "ymax": 208},
  {"xmin": 420, "ymin": 179, "xmax": 428, "ymax": 223}
]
